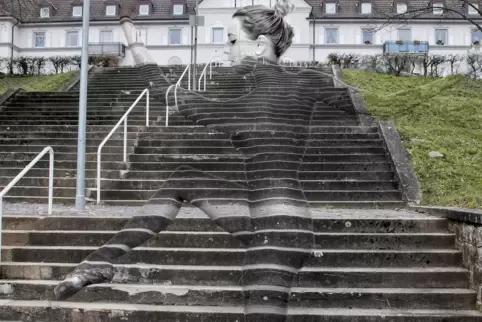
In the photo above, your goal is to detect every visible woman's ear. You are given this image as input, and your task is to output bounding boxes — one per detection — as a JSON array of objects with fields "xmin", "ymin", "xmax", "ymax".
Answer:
[{"xmin": 255, "ymin": 35, "xmax": 269, "ymax": 56}]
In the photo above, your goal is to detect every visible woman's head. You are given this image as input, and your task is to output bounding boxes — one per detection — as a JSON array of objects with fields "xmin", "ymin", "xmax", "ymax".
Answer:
[{"xmin": 226, "ymin": 0, "xmax": 294, "ymax": 64}]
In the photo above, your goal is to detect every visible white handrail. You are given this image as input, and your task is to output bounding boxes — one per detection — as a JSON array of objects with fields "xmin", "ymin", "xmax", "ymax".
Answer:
[
  {"xmin": 198, "ymin": 50, "xmax": 218, "ymax": 92},
  {"xmin": 97, "ymin": 88, "xmax": 150, "ymax": 204},
  {"xmin": 0, "ymin": 146, "xmax": 54, "ymax": 261},
  {"xmin": 165, "ymin": 64, "xmax": 190, "ymax": 127}
]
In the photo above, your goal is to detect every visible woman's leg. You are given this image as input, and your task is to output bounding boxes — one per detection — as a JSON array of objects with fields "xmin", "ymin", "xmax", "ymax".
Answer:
[{"xmin": 54, "ymin": 165, "xmax": 250, "ymax": 300}]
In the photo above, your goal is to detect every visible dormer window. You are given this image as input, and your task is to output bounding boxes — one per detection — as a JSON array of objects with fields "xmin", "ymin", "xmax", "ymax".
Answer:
[
  {"xmin": 72, "ymin": 6, "xmax": 82, "ymax": 17},
  {"xmin": 106, "ymin": 5, "xmax": 116, "ymax": 16},
  {"xmin": 40, "ymin": 7, "xmax": 50, "ymax": 18},
  {"xmin": 433, "ymin": 2, "xmax": 443, "ymax": 14},
  {"xmin": 173, "ymin": 4, "xmax": 184, "ymax": 15},
  {"xmin": 139, "ymin": 4, "xmax": 150, "ymax": 15},
  {"xmin": 325, "ymin": 2, "xmax": 337, "ymax": 14},
  {"xmin": 361, "ymin": 2, "xmax": 372, "ymax": 14},
  {"xmin": 396, "ymin": 3, "xmax": 407, "ymax": 13},
  {"xmin": 468, "ymin": 3, "xmax": 479, "ymax": 15}
]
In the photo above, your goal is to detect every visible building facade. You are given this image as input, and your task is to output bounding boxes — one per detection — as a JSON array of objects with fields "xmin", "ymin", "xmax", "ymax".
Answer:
[{"xmin": 0, "ymin": 0, "xmax": 480, "ymax": 66}]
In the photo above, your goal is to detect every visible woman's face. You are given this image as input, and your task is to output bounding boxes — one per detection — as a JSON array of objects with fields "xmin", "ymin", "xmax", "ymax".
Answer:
[{"xmin": 225, "ymin": 17, "xmax": 257, "ymax": 65}]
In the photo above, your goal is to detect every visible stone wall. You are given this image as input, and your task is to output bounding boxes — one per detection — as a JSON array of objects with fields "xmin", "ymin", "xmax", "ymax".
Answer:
[{"xmin": 450, "ymin": 220, "xmax": 482, "ymax": 311}]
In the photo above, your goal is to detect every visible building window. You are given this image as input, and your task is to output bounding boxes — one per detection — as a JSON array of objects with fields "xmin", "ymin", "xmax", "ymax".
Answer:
[
  {"xmin": 398, "ymin": 28, "xmax": 411, "ymax": 41},
  {"xmin": 106, "ymin": 5, "xmax": 116, "ymax": 16},
  {"xmin": 169, "ymin": 29, "xmax": 181, "ymax": 45},
  {"xmin": 34, "ymin": 32, "xmax": 46, "ymax": 48},
  {"xmin": 472, "ymin": 30, "xmax": 482, "ymax": 43},
  {"xmin": 212, "ymin": 27, "xmax": 224, "ymax": 43},
  {"xmin": 361, "ymin": 3, "xmax": 372, "ymax": 14},
  {"xmin": 396, "ymin": 3, "xmax": 407, "ymax": 13},
  {"xmin": 173, "ymin": 4, "xmax": 184, "ymax": 15},
  {"xmin": 325, "ymin": 3, "xmax": 337, "ymax": 14},
  {"xmin": 433, "ymin": 2, "xmax": 444, "ymax": 14},
  {"xmin": 435, "ymin": 29, "xmax": 447, "ymax": 45},
  {"xmin": 100, "ymin": 30, "xmax": 113, "ymax": 43},
  {"xmin": 362, "ymin": 29, "xmax": 374, "ymax": 44},
  {"xmin": 468, "ymin": 3, "xmax": 479, "ymax": 15},
  {"xmin": 139, "ymin": 4, "xmax": 150, "ymax": 15},
  {"xmin": 66, "ymin": 31, "xmax": 79, "ymax": 47},
  {"xmin": 325, "ymin": 28, "xmax": 339, "ymax": 44},
  {"xmin": 72, "ymin": 6, "xmax": 82, "ymax": 17},
  {"xmin": 40, "ymin": 7, "xmax": 50, "ymax": 18}
]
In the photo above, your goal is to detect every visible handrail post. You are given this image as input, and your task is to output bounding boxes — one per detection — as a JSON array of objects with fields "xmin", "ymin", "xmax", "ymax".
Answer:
[
  {"xmin": 210, "ymin": 60, "xmax": 212, "ymax": 79},
  {"xmin": 97, "ymin": 88, "xmax": 149, "ymax": 204},
  {"xmin": 146, "ymin": 90, "xmax": 150, "ymax": 126},
  {"xmin": 48, "ymin": 150, "xmax": 54, "ymax": 215},
  {"xmin": 123, "ymin": 117, "xmax": 127, "ymax": 163},
  {"xmin": 165, "ymin": 85, "xmax": 173, "ymax": 127},
  {"xmin": 188, "ymin": 65, "xmax": 191, "ymax": 91}
]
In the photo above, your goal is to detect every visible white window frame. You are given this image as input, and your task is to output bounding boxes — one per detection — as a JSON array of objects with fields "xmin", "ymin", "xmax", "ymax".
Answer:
[
  {"xmin": 468, "ymin": 3, "xmax": 479, "ymax": 15},
  {"xmin": 398, "ymin": 28, "xmax": 411, "ymax": 41},
  {"xmin": 361, "ymin": 3, "xmax": 372, "ymax": 14},
  {"xmin": 139, "ymin": 4, "xmax": 150, "ymax": 15},
  {"xmin": 435, "ymin": 28, "xmax": 448, "ymax": 45},
  {"xmin": 396, "ymin": 3, "xmax": 407, "ymax": 13},
  {"xmin": 173, "ymin": 4, "xmax": 184, "ymax": 15},
  {"xmin": 72, "ymin": 6, "xmax": 82, "ymax": 17},
  {"xmin": 212, "ymin": 27, "xmax": 224, "ymax": 44},
  {"xmin": 169, "ymin": 28, "xmax": 182, "ymax": 45},
  {"xmin": 34, "ymin": 32, "xmax": 46, "ymax": 48},
  {"xmin": 433, "ymin": 3, "xmax": 444, "ymax": 14},
  {"xmin": 325, "ymin": 28, "xmax": 339, "ymax": 44},
  {"xmin": 66, "ymin": 31, "xmax": 79, "ymax": 47},
  {"xmin": 325, "ymin": 3, "xmax": 337, "ymax": 14},
  {"xmin": 106, "ymin": 5, "xmax": 116, "ymax": 16},
  {"xmin": 40, "ymin": 7, "xmax": 50, "ymax": 18},
  {"xmin": 100, "ymin": 30, "xmax": 114, "ymax": 43},
  {"xmin": 362, "ymin": 29, "xmax": 374, "ymax": 44}
]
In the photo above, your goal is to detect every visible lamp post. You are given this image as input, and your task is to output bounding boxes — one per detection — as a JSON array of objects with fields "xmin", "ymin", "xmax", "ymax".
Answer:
[{"xmin": 75, "ymin": 0, "xmax": 92, "ymax": 210}]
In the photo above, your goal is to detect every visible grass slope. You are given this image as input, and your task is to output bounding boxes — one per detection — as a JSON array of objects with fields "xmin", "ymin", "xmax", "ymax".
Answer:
[
  {"xmin": 343, "ymin": 69, "xmax": 482, "ymax": 209},
  {"xmin": 0, "ymin": 72, "xmax": 77, "ymax": 95}
]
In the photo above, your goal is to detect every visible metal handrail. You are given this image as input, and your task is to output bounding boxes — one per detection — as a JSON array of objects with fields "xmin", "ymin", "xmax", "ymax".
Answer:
[
  {"xmin": 97, "ymin": 88, "xmax": 150, "ymax": 204},
  {"xmin": 0, "ymin": 146, "xmax": 54, "ymax": 260},
  {"xmin": 165, "ymin": 64, "xmax": 190, "ymax": 127},
  {"xmin": 198, "ymin": 49, "xmax": 218, "ymax": 92}
]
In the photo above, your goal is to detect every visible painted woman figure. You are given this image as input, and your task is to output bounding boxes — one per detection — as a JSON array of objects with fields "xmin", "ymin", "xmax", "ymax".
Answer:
[{"xmin": 55, "ymin": 1, "xmax": 351, "ymax": 320}]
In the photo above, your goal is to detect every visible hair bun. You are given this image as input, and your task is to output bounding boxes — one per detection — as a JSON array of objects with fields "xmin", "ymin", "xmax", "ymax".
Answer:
[{"xmin": 274, "ymin": 0, "xmax": 294, "ymax": 17}]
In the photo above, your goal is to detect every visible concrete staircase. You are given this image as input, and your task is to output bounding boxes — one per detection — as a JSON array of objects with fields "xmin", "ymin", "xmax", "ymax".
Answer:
[
  {"xmin": 92, "ymin": 66, "xmax": 405, "ymax": 208},
  {"xmin": 0, "ymin": 65, "xmax": 481, "ymax": 320},
  {"xmin": 0, "ymin": 67, "xmax": 160, "ymax": 203},
  {"xmin": 0, "ymin": 206, "xmax": 481, "ymax": 321}
]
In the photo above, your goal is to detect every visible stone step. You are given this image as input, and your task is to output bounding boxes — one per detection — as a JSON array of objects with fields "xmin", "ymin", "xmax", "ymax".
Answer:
[
  {"xmin": 1, "ymin": 211, "xmax": 448, "ymax": 232},
  {"xmin": 0, "ymin": 160, "xmax": 125, "ymax": 170},
  {"xmin": 134, "ymin": 139, "xmax": 383, "ymax": 147},
  {"xmin": 3, "ymin": 302, "xmax": 480, "ymax": 322},
  {"xmin": 0, "ymin": 262, "xmax": 468, "ymax": 288},
  {"xmin": 95, "ymin": 188, "xmax": 403, "ymax": 202},
  {"xmin": 0, "ymin": 109, "xmax": 162, "ymax": 116},
  {"xmin": 0, "ymin": 152, "xmax": 133, "ymax": 162},
  {"xmin": 0, "ymin": 125, "xmax": 149, "ymax": 132},
  {"xmin": 126, "ymin": 160, "xmax": 392, "ymax": 171},
  {"xmin": 120, "ymin": 170, "xmax": 395, "ymax": 181},
  {"xmin": 0, "ymin": 132, "xmax": 138, "ymax": 140},
  {"xmin": 2, "ymin": 187, "xmax": 76, "ymax": 198},
  {"xmin": 136, "ymin": 132, "xmax": 381, "ymax": 141},
  {"xmin": 100, "ymin": 179, "xmax": 398, "ymax": 191},
  {"xmin": 0, "ymin": 168, "xmax": 118, "ymax": 179},
  {"xmin": 0, "ymin": 120, "xmax": 152, "ymax": 126},
  {"xmin": 2, "ymin": 230, "xmax": 453, "ymax": 250},
  {"xmin": 0, "ymin": 115, "xmax": 156, "ymax": 122},
  {"xmin": 0, "ymin": 281, "xmax": 475, "ymax": 310},
  {"xmin": 1, "ymin": 246, "xmax": 461, "ymax": 267}
]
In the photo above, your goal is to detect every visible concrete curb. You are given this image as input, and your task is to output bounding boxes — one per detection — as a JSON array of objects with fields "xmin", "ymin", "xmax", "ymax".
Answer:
[
  {"xmin": 0, "ymin": 87, "xmax": 25, "ymax": 112},
  {"xmin": 378, "ymin": 121, "xmax": 422, "ymax": 205},
  {"xmin": 409, "ymin": 204, "xmax": 482, "ymax": 225},
  {"xmin": 58, "ymin": 65, "xmax": 94, "ymax": 92},
  {"xmin": 331, "ymin": 65, "xmax": 375, "ymax": 126}
]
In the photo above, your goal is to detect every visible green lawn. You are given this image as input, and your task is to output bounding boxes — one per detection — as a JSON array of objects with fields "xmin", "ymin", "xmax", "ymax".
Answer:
[
  {"xmin": 0, "ymin": 72, "xmax": 77, "ymax": 95},
  {"xmin": 343, "ymin": 69, "xmax": 482, "ymax": 209}
]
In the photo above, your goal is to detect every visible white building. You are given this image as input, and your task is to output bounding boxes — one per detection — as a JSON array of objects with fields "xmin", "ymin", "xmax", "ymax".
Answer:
[{"xmin": 0, "ymin": 0, "xmax": 480, "ymax": 66}]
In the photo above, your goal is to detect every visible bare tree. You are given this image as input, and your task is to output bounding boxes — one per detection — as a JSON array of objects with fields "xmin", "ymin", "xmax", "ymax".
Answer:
[
  {"xmin": 369, "ymin": 0, "xmax": 482, "ymax": 35},
  {"xmin": 0, "ymin": 0, "xmax": 52, "ymax": 22},
  {"xmin": 466, "ymin": 53, "xmax": 482, "ymax": 78},
  {"xmin": 446, "ymin": 54, "xmax": 462, "ymax": 74}
]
